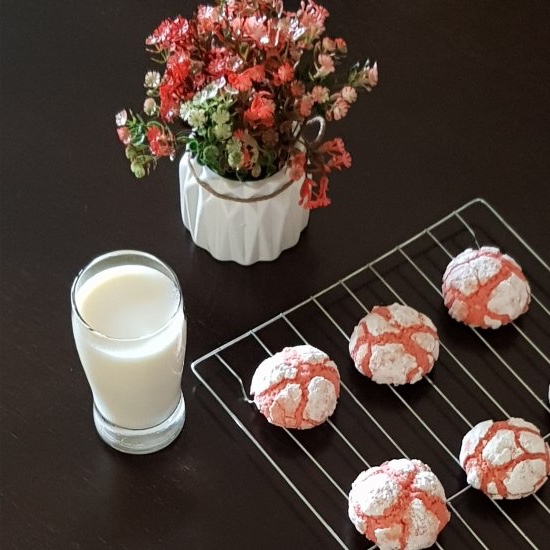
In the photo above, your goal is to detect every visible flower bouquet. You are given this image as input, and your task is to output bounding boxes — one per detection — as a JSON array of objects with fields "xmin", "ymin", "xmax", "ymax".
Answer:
[{"xmin": 116, "ymin": 0, "xmax": 378, "ymax": 210}]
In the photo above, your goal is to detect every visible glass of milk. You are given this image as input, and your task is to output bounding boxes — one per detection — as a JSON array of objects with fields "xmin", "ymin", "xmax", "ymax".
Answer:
[{"xmin": 71, "ymin": 250, "xmax": 187, "ymax": 454}]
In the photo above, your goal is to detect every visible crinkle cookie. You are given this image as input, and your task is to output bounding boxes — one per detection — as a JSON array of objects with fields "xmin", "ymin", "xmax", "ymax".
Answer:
[
  {"xmin": 348, "ymin": 458, "xmax": 450, "ymax": 550},
  {"xmin": 348, "ymin": 303, "xmax": 439, "ymax": 385},
  {"xmin": 459, "ymin": 417, "xmax": 550, "ymax": 499},
  {"xmin": 250, "ymin": 345, "xmax": 340, "ymax": 429},
  {"xmin": 441, "ymin": 246, "xmax": 530, "ymax": 329}
]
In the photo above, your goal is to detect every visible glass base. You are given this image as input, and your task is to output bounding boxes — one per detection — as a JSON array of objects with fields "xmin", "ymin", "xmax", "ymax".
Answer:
[{"xmin": 93, "ymin": 393, "xmax": 185, "ymax": 454}]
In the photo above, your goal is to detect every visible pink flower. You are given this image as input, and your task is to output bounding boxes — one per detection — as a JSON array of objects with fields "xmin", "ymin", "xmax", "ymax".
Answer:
[
  {"xmin": 316, "ymin": 53, "xmax": 335, "ymax": 77},
  {"xmin": 319, "ymin": 137, "xmax": 346, "ymax": 155},
  {"xmin": 329, "ymin": 97, "xmax": 349, "ymax": 120},
  {"xmin": 298, "ymin": 1, "xmax": 329, "ymax": 42},
  {"xmin": 341, "ymin": 86, "xmax": 357, "ymax": 103},
  {"xmin": 322, "ymin": 37, "xmax": 336, "ymax": 51},
  {"xmin": 310, "ymin": 85, "xmax": 329, "ymax": 104},
  {"xmin": 242, "ymin": 16, "xmax": 267, "ymax": 43},
  {"xmin": 298, "ymin": 95, "xmax": 314, "ymax": 117},
  {"xmin": 116, "ymin": 127, "xmax": 131, "ymax": 145},
  {"xmin": 229, "ymin": 16, "xmax": 243, "ymax": 35},
  {"xmin": 334, "ymin": 38, "xmax": 347, "ymax": 53},
  {"xmin": 368, "ymin": 62, "xmax": 379, "ymax": 88},
  {"xmin": 338, "ymin": 150, "xmax": 352, "ymax": 168}
]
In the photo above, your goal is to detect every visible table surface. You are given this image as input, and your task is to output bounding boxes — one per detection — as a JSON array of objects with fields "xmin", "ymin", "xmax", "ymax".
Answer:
[{"xmin": 1, "ymin": 1, "xmax": 549, "ymax": 548}]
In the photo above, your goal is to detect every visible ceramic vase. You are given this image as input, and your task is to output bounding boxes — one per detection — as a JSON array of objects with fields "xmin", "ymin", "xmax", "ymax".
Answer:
[{"xmin": 179, "ymin": 153, "xmax": 309, "ymax": 265}]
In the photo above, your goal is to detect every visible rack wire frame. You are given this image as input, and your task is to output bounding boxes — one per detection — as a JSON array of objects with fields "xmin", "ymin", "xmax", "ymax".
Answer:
[{"xmin": 191, "ymin": 198, "xmax": 550, "ymax": 549}]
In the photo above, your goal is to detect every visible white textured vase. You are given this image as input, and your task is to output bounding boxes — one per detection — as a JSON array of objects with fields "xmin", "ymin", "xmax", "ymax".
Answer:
[{"xmin": 179, "ymin": 153, "xmax": 309, "ymax": 265}]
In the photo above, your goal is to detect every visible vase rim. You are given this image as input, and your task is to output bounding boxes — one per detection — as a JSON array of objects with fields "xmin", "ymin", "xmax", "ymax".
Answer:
[{"xmin": 181, "ymin": 152, "xmax": 303, "ymax": 201}]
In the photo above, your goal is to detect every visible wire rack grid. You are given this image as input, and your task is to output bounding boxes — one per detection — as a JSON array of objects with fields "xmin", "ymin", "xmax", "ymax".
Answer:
[{"xmin": 191, "ymin": 198, "xmax": 550, "ymax": 549}]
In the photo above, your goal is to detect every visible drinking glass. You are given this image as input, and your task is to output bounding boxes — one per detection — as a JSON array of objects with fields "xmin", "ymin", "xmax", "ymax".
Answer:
[{"xmin": 71, "ymin": 250, "xmax": 186, "ymax": 454}]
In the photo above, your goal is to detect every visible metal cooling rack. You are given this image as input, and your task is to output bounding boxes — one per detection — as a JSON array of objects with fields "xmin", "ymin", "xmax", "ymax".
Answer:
[{"xmin": 191, "ymin": 198, "xmax": 550, "ymax": 549}]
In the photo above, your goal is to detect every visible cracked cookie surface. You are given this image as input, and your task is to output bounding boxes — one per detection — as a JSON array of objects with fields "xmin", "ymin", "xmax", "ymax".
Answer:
[
  {"xmin": 442, "ymin": 246, "xmax": 530, "ymax": 329},
  {"xmin": 250, "ymin": 345, "xmax": 340, "ymax": 429}
]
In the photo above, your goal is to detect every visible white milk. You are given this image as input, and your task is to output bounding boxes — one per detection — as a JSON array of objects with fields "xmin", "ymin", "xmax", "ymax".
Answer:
[{"xmin": 72, "ymin": 264, "xmax": 186, "ymax": 430}]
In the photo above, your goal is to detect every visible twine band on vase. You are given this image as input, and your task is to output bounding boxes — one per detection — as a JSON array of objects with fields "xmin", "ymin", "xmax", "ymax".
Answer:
[
  {"xmin": 188, "ymin": 157, "xmax": 294, "ymax": 203},
  {"xmin": 187, "ymin": 115, "xmax": 326, "ymax": 203}
]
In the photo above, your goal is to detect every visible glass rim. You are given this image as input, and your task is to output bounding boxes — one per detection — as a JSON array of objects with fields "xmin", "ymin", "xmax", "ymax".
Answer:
[{"xmin": 71, "ymin": 249, "xmax": 183, "ymax": 342}]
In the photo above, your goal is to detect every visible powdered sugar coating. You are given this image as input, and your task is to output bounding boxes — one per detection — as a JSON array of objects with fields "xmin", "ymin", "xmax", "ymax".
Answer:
[
  {"xmin": 349, "ymin": 304, "xmax": 439, "ymax": 385},
  {"xmin": 442, "ymin": 247, "xmax": 530, "ymax": 329},
  {"xmin": 348, "ymin": 459, "xmax": 450, "ymax": 550},
  {"xmin": 459, "ymin": 417, "xmax": 550, "ymax": 499},
  {"xmin": 250, "ymin": 345, "xmax": 340, "ymax": 429}
]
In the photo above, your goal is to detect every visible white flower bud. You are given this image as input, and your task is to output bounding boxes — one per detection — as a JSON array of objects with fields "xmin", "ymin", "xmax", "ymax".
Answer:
[
  {"xmin": 115, "ymin": 109, "xmax": 127, "ymax": 127},
  {"xmin": 144, "ymin": 71, "xmax": 161, "ymax": 89},
  {"xmin": 143, "ymin": 97, "xmax": 158, "ymax": 116}
]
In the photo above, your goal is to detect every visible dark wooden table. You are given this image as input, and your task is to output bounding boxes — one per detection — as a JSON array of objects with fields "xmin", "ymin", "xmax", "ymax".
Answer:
[{"xmin": 2, "ymin": 1, "xmax": 549, "ymax": 548}]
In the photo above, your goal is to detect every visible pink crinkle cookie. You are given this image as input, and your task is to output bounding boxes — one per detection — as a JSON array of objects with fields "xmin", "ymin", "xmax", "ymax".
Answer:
[
  {"xmin": 459, "ymin": 417, "xmax": 550, "ymax": 499},
  {"xmin": 348, "ymin": 303, "xmax": 439, "ymax": 385},
  {"xmin": 441, "ymin": 246, "xmax": 530, "ymax": 329},
  {"xmin": 250, "ymin": 345, "xmax": 340, "ymax": 429},
  {"xmin": 348, "ymin": 458, "xmax": 450, "ymax": 550}
]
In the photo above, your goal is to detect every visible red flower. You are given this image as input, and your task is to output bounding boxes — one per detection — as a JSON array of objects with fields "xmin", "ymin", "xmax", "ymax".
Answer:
[
  {"xmin": 196, "ymin": 5, "xmax": 221, "ymax": 34},
  {"xmin": 290, "ymin": 80, "xmax": 306, "ymax": 97},
  {"xmin": 166, "ymin": 50, "xmax": 191, "ymax": 81},
  {"xmin": 244, "ymin": 91, "xmax": 275, "ymax": 128},
  {"xmin": 157, "ymin": 52, "xmax": 195, "ymax": 121},
  {"xmin": 146, "ymin": 126, "xmax": 175, "ymax": 158},
  {"xmin": 118, "ymin": 0, "xmax": 379, "ymax": 209},
  {"xmin": 276, "ymin": 62, "xmax": 294, "ymax": 84},
  {"xmin": 158, "ymin": 80, "xmax": 181, "ymax": 122},
  {"xmin": 228, "ymin": 66, "xmax": 265, "ymax": 92},
  {"xmin": 289, "ymin": 151, "xmax": 306, "ymax": 181},
  {"xmin": 205, "ymin": 47, "xmax": 231, "ymax": 78},
  {"xmin": 319, "ymin": 137, "xmax": 344, "ymax": 154},
  {"xmin": 334, "ymin": 37, "xmax": 347, "ymax": 52},
  {"xmin": 314, "ymin": 175, "xmax": 331, "ymax": 207},
  {"xmin": 228, "ymin": 72, "xmax": 252, "ymax": 92},
  {"xmin": 247, "ymin": 65, "xmax": 265, "ymax": 82},
  {"xmin": 146, "ymin": 16, "xmax": 191, "ymax": 50},
  {"xmin": 319, "ymin": 138, "xmax": 352, "ymax": 169},
  {"xmin": 299, "ymin": 177, "xmax": 315, "ymax": 207},
  {"xmin": 300, "ymin": 175, "xmax": 331, "ymax": 209}
]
